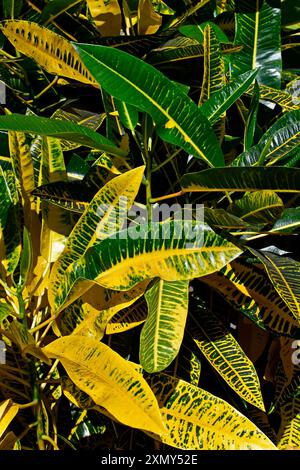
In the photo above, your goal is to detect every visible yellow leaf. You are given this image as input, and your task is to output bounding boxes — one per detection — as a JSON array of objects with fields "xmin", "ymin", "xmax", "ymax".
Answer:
[
  {"xmin": 43, "ymin": 335, "xmax": 166, "ymax": 436},
  {"xmin": 138, "ymin": 0, "xmax": 162, "ymax": 35},
  {"xmin": 0, "ymin": 399, "xmax": 19, "ymax": 439},
  {"xmin": 86, "ymin": 0, "xmax": 122, "ymax": 36},
  {"xmin": 1, "ymin": 21, "xmax": 97, "ymax": 86}
]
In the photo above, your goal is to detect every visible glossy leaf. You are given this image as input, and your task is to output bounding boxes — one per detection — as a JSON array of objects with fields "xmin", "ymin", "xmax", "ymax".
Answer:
[
  {"xmin": 86, "ymin": 0, "xmax": 122, "ymax": 36},
  {"xmin": 181, "ymin": 167, "xmax": 300, "ymax": 193},
  {"xmin": 49, "ymin": 221, "xmax": 242, "ymax": 313},
  {"xmin": 140, "ymin": 279, "xmax": 189, "ymax": 373},
  {"xmin": 74, "ymin": 43, "xmax": 224, "ymax": 167}
]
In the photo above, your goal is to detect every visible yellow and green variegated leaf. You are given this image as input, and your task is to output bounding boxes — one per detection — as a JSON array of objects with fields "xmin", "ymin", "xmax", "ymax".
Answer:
[
  {"xmin": 247, "ymin": 408, "xmax": 277, "ymax": 443},
  {"xmin": 49, "ymin": 221, "xmax": 242, "ymax": 313},
  {"xmin": 43, "ymin": 335, "xmax": 166, "ymax": 436},
  {"xmin": 8, "ymin": 128, "xmax": 35, "ymax": 194},
  {"xmin": 270, "ymin": 207, "xmax": 300, "ymax": 234},
  {"xmin": 138, "ymin": 0, "xmax": 162, "ymax": 35},
  {"xmin": 274, "ymin": 338, "xmax": 300, "ymax": 408},
  {"xmin": 0, "ymin": 400, "xmax": 19, "ymax": 440},
  {"xmin": 251, "ymin": 250, "xmax": 300, "ymax": 322},
  {"xmin": 204, "ymin": 208, "xmax": 247, "ymax": 230},
  {"xmin": 199, "ymin": 25, "xmax": 225, "ymax": 106},
  {"xmin": 49, "ymin": 166, "xmax": 145, "ymax": 312},
  {"xmin": 189, "ymin": 304, "xmax": 265, "ymax": 411},
  {"xmin": 147, "ymin": 374, "xmax": 277, "ymax": 449},
  {"xmin": 140, "ymin": 279, "xmax": 189, "ymax": 373},
  {"xmin": 50, "ymin": 107, "xmax": 106, "ymax": 152},
  {"xmin": 147, "ymin": 36, "xmax": 242, "ymax": 66},
  {"xmin": 106, "ymin": 298, "xmax": 148, "ymax": 335},
  {"xmin": 246, "ymin": 83, "xmax": 300, "ymax": 111},
  {"xmin": 277, "ymin": 398, "xmax": 300, "ymax": 450},
  {"xmin": 0, "ymin": 169, "xmax": 21, "ymax": 275},
  {"xmin": 7, "ymin": 321, "xmax": 51, "ymax": 364},
  {"xmin": 1, "ymin": 20, "xmax": 97, "ymax": 86},
  {"xmin": 228, "ymin": 191, "xmax": 284, "ymax": 224},
  {"xmin": 165, "ymin": 338, "xmax": 201, "ymax": 386},
  {"xmin": 56, "ymin": 281, "xmax": 149, "ymax": 336},
  {"xmin": 0, "ymin": 300, "xmax": 15, "ymax": 323},
  {"xmin": 200, "ymin": 260, "xmax": 300, "ymax": 337},
  {"xmin": 86, "ymin": 0, "xmax": 122, "ymax": 36},
  {"xmin": 40, "ymin": 137, "xmax": 67, "ymax": 185}
]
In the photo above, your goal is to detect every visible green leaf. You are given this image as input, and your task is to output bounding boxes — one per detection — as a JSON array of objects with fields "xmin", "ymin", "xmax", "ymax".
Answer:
[
  {"xmin": 74, "ymin": 43, "xmax": 224, "ymax": 167},
  {"xmin": 189, "ymin": 303, "xmax": 265, "ymax": 411},
  {"xmin": 147, "ymin": 373, "xmax": 276, "ymax": 449},
  {"xmin": 201, "ymin": 70, "xmax": 258, "ymax": 125},
  {"xmin": 19, "ymin": 226, "xmax": 33, "ymax": 289},
  {"xmin": 0, "ymin": 300, "xmax": 15, "ymax": 323},
  {"xmin": 114, "ymin": 99, "xmax": 139, "ymax": 131},
  {"xmin": 180, "ymin": 22, "xmax": 230, "ymax": 44},
  {"xmin": 271, "ymin": 207, "xmax": 300, "ymax": 234},
  {"xmin": 140, "ymin": 279, "xmax": 189, "ymax": 373},
  {"xmin": 0, "ymin": 114, "xmax": 126, "ymax": 157},
  {"xmin": 231, "ymin": 0, "xmax": 282, "ymax": 88},
  {"xmin": 39, "ymin": 0, "xmax": 81, "ymax": 24},
  {"xmin": 49, "ymin": 221, "xmax": 242, "ymax": 313},
  {"xmin": 181, "ymin": 167, "xmax": 300, "ymax": 193},
  {"xmin": 244, "ymin": 81, "xmax": 260, "ymax": 151}
]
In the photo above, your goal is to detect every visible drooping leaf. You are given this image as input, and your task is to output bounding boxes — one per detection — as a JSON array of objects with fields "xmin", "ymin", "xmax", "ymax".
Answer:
[
  {"xmin": 43, "ymin": 335, "xmax": 166, "ymax": 436},
  {"xmin": 147, "ymin": 374, "xmax": 276, "ymax": 449},
  {"xmin": 140, "ymin": 279, "xmax": 189, "ymax": 373},
  {"xmin": 1, "ymin": 20, "xmax": 97, "ymax": 86},
  {"xmin": 0, "ymin": 114, "xmax": 126, "ymax": 157},
  {"xmin": 74, "ymin": 42, "xmax": 224, "ymax": 167},
  {"xmin": 181, "ymin": 167, "xmax": 300, "ymax": 193},
  {"xmin": 49, "ymin": 221, "xmax": 242, "ymax": 313},
  {"xmin": 189, "ymin": 303, "xmax": 265, "ymax": 411}
]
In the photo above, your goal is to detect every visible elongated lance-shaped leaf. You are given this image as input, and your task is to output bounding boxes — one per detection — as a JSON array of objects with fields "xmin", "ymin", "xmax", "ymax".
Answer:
[
  {"xmin": 246, "ymin": 83, "xmax": 300, "ymax": 111},
  {"xmin": 277, "ymin": 398, "xmax": 300, "ymax": 450},
  {"xmin": 201, "ymin": 70, "xmax": 258, "ymax": 125},
  {"xmin": 147, "ymin": 374, "xmax": 277, "ymax": 449},
  {"xmin": 180, "ymin": 22, "xmax": 230, "ymax": 44},
  {"xmin": 146, "ymin": 36, "xmax": 241, "ymax": 66},
  {"xmin": 40, "ymin": 137, "xmax": 67, "ymax": 185},
  {"xmin": 250, "ymin": 249, "xmax": 300, "ymax": 322},
  {"xmin": 86, "ymin": 0, "xmax": 122, "ymax": 36},
  {"xmin": 189, "ymin": 302, "xmax": 265, "ymax": 411},
  {"xmin": 114, "ymin": 99, "xmax": 139, "ymax": 132},
  {"xmin": 271, "ymin": 207, "xmax": 300, "ymax": 234},
  {"xmin": 228, "ymin": 191, "xmax": 284, "ymax": 224},
  {"xmin": 49, "ymin": 166, "xmax": 145, "ymax": 312},
  {"xmin": 140, "ymin": 279, "xmax": 189, "ymax": 373},
  {"xmin": 199, "ymin": 25, "xmax": 225, "ymax": 106},
  {"xmin": 200, "ymin": 260, "xmax": 300, "ymax": 337},
  {"xmin": 43, "ymin": 335, "xmax": 166, "ymax": 436},
  {"xmin": 274, "ymin": 338, "xmax": 300, "ymax": 408},
  {"xmin": 244, "ymin": 81, "xmax": 260, "ymax": 151},
  {"xmin": 181, "ymin": 167, "xmax": 300, "ymax": 193},
  {"xmin": 8, "ymin": 129, "xmax": 35, "ymax": 194},
  {"xmin": 0, "ymin": 169, "xmax": 21, "ymax": 275},
  {"xmin": 231, "ymin": 1, "xmax": 282, "ymax": 88},
  {"xmin": 49, "ymin": 221, "xmax": 242, "ymax": 314},
  {"xmin": 0, "ymin": 115, "xmax": 126, "ymax": 157},
  {"xmin": 1, "ymin": 20, "xmax": 97, "ymax": 86},
  {"xmin": 74, "ymin": 43, "xmax": 224, "ymax": 167}
]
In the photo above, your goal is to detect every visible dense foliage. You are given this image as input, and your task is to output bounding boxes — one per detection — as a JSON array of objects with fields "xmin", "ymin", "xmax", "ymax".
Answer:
[{"xmin": 0, "ymin": 0, "xmax": 300, "ymax": 450}]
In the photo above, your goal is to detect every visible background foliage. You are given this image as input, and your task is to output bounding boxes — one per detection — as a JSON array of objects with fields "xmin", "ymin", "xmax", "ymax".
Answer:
[{"xmin": 0, "ymin": 0, "xmax": 300, "ymax": 450}]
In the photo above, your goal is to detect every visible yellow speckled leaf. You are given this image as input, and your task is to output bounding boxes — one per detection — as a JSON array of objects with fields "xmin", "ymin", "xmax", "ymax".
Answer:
[
  {"xmin": 43, "ymin": 335, "xmax": 166, "ymax": 436},
  {"xmin": 147, "ymin": 374, "xmax": 277, "ymax": 450},
  {"xmin": 1, "ymin": 20, "xmax": 97, "ymax": 86},
  {"xmin": 277, "ymin": 398, "xmax": 300, "ymax": 450}
]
